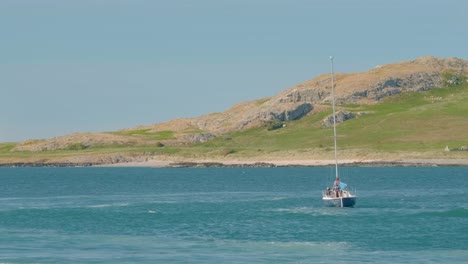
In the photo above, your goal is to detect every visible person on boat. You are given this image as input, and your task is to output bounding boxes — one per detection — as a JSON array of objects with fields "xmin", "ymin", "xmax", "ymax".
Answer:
[{"xmin": 333, "ymin": 177, "xmax": 341, "ymax": 197}]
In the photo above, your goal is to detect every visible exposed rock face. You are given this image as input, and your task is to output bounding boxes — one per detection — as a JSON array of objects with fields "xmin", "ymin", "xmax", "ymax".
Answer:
[
  {"xmin": 353, "ymin": 71, "xmax": 441, "ymax": 101},
  {"xmin": 278, "ymin": 89, "xmax": 325, "ymax": 103},
  {"xmin": 235, "ymin": 102, "xmax": 313, "ymax": 131},
  {"xmin": 147, "ymin": 98, "xmax": 314, "ymax": 136},
  {"xmin": 182, "ymin": 133, "xmax": 216, "ymax": 143},
  {"xmin": 321, "ymin": 111, "xmax": 368, "ymax": 127}
]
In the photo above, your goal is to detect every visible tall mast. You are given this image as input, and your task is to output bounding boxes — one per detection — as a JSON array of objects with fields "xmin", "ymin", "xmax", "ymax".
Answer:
[{"xmin": 330, "ymin": 56, "xmax": 339, "ymax": 179}]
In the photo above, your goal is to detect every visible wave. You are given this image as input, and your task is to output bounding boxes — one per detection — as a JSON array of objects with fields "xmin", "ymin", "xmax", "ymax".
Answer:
[
  {"xmin": 242, "ymin": 240, "xmax": 351, "ymax": 252},
  {"xmin": 87, "ymin": 203, "xmax": 130, "ymax": 208},
  {"xmin": 264, "ymin": 207, "xmax": 350, "ymax": 216},
  {"xmin": 188, "ymin": 235, "xmax": 352, "ymax": 251}
]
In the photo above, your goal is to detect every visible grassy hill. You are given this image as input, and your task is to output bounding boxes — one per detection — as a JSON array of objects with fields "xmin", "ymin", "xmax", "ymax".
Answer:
[
  {"xmin": 2, "ymin": 81, "xmax": 467, "ymax": 165},
  {"xmin": 175, "ymin": 82, "xmax": 468, "ymax": 160}
]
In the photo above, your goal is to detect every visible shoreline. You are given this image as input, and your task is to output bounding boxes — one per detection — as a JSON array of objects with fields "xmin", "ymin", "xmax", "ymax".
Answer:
[
  {"xmin": 104, "ymin": 158, "xmax": 468, "ymax": 168},
  {"xmin": 3, "ymin": 158, "xmax": 467, "ymax": 168}
]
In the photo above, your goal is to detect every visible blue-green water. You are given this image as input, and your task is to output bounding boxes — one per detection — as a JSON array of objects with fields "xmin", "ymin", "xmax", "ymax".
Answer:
[{"xmin": 0, "ymin": 167, "xmax": 467, "ymax": 263}]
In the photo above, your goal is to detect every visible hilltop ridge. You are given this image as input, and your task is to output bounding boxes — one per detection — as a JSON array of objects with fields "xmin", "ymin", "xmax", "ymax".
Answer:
[{"xmin": 127, "ymin": 56, "xmax": 467, "ymax": 136}]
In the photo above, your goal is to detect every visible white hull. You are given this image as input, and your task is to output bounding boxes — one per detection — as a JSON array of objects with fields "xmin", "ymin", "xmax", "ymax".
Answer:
[
  {"xmin": 322, "ymin": 196, "xmax": 356, "ymax": 207},
  {"xmin": 322, "ymin": 189, "xmax": 356, "ymax": 207}
]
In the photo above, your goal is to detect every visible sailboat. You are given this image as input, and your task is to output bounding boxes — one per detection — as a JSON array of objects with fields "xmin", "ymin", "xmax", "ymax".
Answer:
[{"xmin": 322, "ymin": 56, "xmax": 357, "ymax": 208}]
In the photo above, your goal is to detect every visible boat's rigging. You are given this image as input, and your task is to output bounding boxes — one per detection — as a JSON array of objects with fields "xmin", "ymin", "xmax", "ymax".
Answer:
[
  {"xmin": 322, "ymin": 56, "xmax": 356, "ymax": 208},
  {"xmin": 330, "ymin": 56, "xmax": 339, "ymax": 180}
]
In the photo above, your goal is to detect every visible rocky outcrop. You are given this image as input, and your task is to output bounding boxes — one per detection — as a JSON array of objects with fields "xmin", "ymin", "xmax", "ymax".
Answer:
[
  {"xmin": 322, "ymin": 111, "xmax": 356, "ymax": 127},
  {"xmin": 352, "ymin": 71, "xmax": 441, "ymax": 101},
  {"xmin": 235, "ymin": 102, "xmax": 313, "ymax": 131},
  {"xmin": 287, "ymin": 57, "xmax": 467, "ymax": 106},
  {"xmin": 182, "ymin": 133, "xmax": 216, "ymax": 143},
  {"xmin": 145, "ymin": 98, "xmax": 314, "ymax": 136}
]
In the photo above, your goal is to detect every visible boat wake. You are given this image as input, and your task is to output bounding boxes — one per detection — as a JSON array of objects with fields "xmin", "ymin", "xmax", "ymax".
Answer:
[
  {"xmin": 87, "ymin": 203, "xmax": 130, "ymax": 208},
  {"xmin": 265, "ymin": 207, "xmax": 350, "ymax": 216}
]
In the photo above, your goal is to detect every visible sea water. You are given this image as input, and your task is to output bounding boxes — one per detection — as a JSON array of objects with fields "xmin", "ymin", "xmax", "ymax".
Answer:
[{"xmin": 0, "ymin": 166, "xmax": 467, "ymax": 263}]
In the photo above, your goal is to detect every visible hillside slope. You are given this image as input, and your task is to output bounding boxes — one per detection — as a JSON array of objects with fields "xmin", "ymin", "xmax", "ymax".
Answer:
[{"xmin": 3, "ymin": 56, "xmax": 468, "ymax": 165}]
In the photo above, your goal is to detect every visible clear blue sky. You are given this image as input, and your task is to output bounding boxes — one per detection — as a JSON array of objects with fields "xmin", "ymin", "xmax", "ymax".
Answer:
[{"xmin": 1, "ymin": 0, "xmax": 467, "ymax": 142}]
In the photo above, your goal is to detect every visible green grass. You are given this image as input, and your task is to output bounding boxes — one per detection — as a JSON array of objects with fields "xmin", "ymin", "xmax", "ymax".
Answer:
[
  {"xmin": 0, "ymin": 143, "xmax": 16, "ymax": 152},
  {"xmin": 110, "ymin": 129, "xmax": 175, "ymax": 140},
  {"xmin": 341, "ymin": 85, "xmax": 468, "ymax": 152},
  {"xmin": 181, "ymin": 83, "xmax": 468, "ymax": 157}
]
